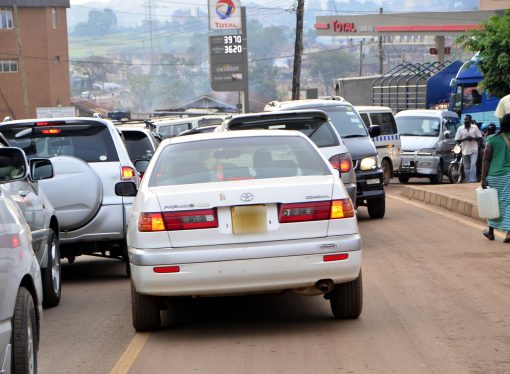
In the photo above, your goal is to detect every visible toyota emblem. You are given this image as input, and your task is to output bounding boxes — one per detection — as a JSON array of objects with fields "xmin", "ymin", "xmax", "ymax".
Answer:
[{"xmin": 240, "ymin": 192, "xmax": 254, "ymax": 202}]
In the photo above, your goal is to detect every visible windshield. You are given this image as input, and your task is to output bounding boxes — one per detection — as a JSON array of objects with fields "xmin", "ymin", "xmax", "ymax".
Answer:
[
  {"xmin": 121, "ymin": 130, "xmax": 154, "ymax": 161},
  {"xmin": 227, "ymin": 117, "xmax": 339, "ymax": 148},
  {"xmin": 395, "ymin": 117, "xmax": 441, "ymax": 137},
  {"xmin": 157, "ymin": 122, "xmax": 192, "ymax": 139},
  {"xmin": 1, "ymin": 121, "xmax": 119, "ymax": 162},
  {"xmin": 149, "ymin": 136, "xmax": 330, "ymax": 187}
]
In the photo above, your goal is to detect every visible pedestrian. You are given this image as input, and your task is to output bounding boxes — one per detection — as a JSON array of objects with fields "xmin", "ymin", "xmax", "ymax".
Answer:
[
  {"xmin": 455, "ymin": 114, "xmax": 482, "ymax": 183},
  {"xmin": 480, "ymin": 113, "xmax": 510, "ymax": 243},
  {"xmin": 495, "ymin": 93, "xmax": 510, "ymax": 119},
  {"xmin": 487, "ymin": 123, "xmax": 497, "ymax": 138}
]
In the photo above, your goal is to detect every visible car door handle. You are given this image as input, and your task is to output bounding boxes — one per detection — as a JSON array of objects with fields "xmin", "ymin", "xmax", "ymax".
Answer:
[{"xmin": 18, "ymin": 190, "xmax": 29, "ymax": 197}]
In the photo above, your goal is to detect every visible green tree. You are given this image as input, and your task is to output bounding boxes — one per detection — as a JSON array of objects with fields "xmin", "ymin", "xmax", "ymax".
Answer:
[
  {"xmin": 305, "ymin": 49, "xmax": 357, "ymax": 95},
  {"xmin": 73, "ymin": 56, "xmax": 115, "ymax": 90},
  {"xmin": 456, "ymin": 9, "xmax": 510, "ymax": 97},
  {"xmin": 74, "ymin": 8, "xmax": 118, "ymax": 36},
  {"xmin": 249, "ymin": 62, "xmax": 280, "ymax": 100}
]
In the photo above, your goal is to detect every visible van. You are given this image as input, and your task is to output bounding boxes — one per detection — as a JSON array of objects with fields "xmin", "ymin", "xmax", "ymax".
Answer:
[
  {"xmin": 265, "ymin": 99, "xmax": 385, "ymax": 219},
  {"xmin": 148, "ymin": 115, "xmax": 226, "ymax": 139},
  {"xmin": 394, "ymin": 110, "xmax": 461, "ymax": 184},
  {"xmin": 355, "ymin": 106, "xmax": 401, "ymax": 185}
]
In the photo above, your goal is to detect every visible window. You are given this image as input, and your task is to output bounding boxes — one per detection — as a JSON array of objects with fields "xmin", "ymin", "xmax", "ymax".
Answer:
[
  {"xmin": 52, "ymin": 8, "xmax": 57, "ymax": 29},
  {"xmin": 0, "ymin": 8, "xmax": 13, "ymax": 29},
  {"xmin": 0, "ymin": 60, "xmax": 18, "ymax": 73}
]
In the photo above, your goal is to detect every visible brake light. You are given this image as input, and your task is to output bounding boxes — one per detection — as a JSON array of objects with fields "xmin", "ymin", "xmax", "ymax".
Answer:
[
  {"xmin": 330, "ymin": 199, "xmax": 355, "ymax": 219},
  {"xmin": 36, "ymin": 121, "xmax": 65, "ymax": 126},
  {"xmin": 323, "ymin": 253, "xmax": 349, "ymax": 262},
  {"xmin": 11, "ymin": 234, "xmax": 20, "ymax": 248},
  {"xmin": 0, "ymin": 234, "xmax": 21, "ymax": 248},
  {"xmin": 153, "ymin": 266, "xmax": 180, "ymax": 273},
  {"xmin": 41, "ymin": 129, "xmax": 62, "ymax": 135},
  {"xmin": 121, "ymin": 166, "xmax": 136, "ymax": 180},
  {"xmin": 329, "ymin": 154, "xmax": 352, "ymax": 173},
  {"xmin": 138, "ymin": 213, "xmax": 165, "ymax": 232},
  {"xmin": 163, "ymin": 209, "xmax": 218, "ymax": 230},
  {"xmin": 279, "ymin": 201, "xmax": 331, "ymax": 223}
]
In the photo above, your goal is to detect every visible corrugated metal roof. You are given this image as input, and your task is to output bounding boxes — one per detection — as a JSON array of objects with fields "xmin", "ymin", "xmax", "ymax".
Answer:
[{"xmin": 0, "ymin": 0, "xmax": 69, "ymax": 7}]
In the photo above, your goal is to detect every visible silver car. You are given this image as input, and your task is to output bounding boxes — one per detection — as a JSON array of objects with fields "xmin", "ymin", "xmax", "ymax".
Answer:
[
  {"xmin": 0, "ymin": 118, "xmax": 139, "ymax": 270},
  {"xmin": 0, "ymin": 192, "xmax": 43, "ymax": 374},
  {"xmin": 0, "ymin": 144, "xmax": 61, "ymax": 308}
]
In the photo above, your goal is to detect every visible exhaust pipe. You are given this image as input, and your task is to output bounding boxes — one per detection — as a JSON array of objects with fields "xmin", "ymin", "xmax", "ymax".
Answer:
[{"xmin": 315, "ymin": 279, "xmax": 334, "ymax": 294}]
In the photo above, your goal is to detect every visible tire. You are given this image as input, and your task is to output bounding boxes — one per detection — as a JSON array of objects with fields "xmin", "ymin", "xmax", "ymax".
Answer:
[
  {"xmin": 381, "ymin": 159, "xmax": 392, "ymax": 186},
  {"xmin": 42, "ymin": 230, "xmax": 61, "ymax": 308},
  {"xmin": 429, "ymin": 163, "xmax": 443, "ymax": 184},
  {"xmin": 448, "ymin": 162, "xmax": 463, "ymax": 184},
  {"xmin": 329, "ymin": 272, "xmax": 363, "ymax": 319},
  {"xmin": 12, "ymin": 287, "xmax": 38, "ymax": 374},
  {"xmin": 131, "ymin": 282, "xmax": 161, "ymax": 331},
  {"xmin": 398, "ymin": 176, "xmax": 409, "ymax": 183},
  {"xmin": 367, "ymin": 197, "xmax": 385, "ymax": 219}
]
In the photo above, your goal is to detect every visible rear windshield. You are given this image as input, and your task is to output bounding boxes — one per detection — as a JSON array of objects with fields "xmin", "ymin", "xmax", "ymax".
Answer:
[
  {"xmin": 121, "ymin": 130, "xmax": 154, "ymax": 161},
  {"xmin": 149, "ymin": 136, "xmax": 331, "ymax": 187},
  {"xmin": 396, "ymin": 117, "xmax": 440, "ymax": 137},
  {"xmin": 227, "ymin": 117, "xmax": 339, "ymax": 148},
  {"xmin": 1, "ymin": 121, "xmax": 119, "ymax": 162},
  {"xmin": 157, "ymin": 122, "xmax": 192, "ymax": 139}
]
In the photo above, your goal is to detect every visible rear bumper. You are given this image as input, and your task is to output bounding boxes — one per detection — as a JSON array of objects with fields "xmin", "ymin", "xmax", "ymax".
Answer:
[{"xmin": 130, "ymin": 235, "xmax": 361, "ymax": 296}]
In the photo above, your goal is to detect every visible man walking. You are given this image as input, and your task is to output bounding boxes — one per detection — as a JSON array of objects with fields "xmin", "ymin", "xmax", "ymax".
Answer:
[{"xmin": 455, "ymin": 114, "xmax": 482, "ymax": 183}]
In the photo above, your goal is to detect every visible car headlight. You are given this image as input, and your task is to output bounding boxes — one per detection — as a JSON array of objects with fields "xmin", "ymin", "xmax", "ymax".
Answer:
[
  {"xmin": 418, "ymin": 148, "xmax": 436, "ymax": 156},
  {"xmin": 360, "ymin": 156, "xmax": 377, "ymax": 171}
]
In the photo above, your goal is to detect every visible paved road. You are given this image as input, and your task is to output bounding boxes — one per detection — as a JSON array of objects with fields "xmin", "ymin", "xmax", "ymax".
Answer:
[{"xmin": 39, "ymin": 186, "xmax": 510, "ymax": 374}]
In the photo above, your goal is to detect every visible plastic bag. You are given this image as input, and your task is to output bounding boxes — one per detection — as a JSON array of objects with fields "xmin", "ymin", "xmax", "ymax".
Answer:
[{"xmin": 476, "ymin": 187, "xmax": 500, "ymax": 219}]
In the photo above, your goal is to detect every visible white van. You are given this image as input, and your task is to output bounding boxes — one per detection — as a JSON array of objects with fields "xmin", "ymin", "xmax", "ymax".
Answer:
[
  {"xmin": 356, "ymin": 106, "xmax": 401, "ymax": 185},
  {"xmin": 149, "ymin": 115, "xmax": 226, "ymax": 139}
]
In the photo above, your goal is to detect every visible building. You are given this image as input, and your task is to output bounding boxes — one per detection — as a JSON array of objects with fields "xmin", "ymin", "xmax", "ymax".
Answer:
[
  {"xmin": 479, "ymin": 0, "xmax": 510, "ymax": 10},
  {"xmin": 0, "ymin": 0, "xmax": 71, "ymax": 120}
]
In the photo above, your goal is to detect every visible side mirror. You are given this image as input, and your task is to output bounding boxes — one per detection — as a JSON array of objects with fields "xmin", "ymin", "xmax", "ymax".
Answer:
[
  {"xmin": 115, "ymin": 181, "xmax": 137, "ymax": 197},
  {"xmin": 369, "ymin": 125, "xmax": 381, "ymax": 138},
  {"xmin": 443, "ymin": 130, "xmax": 451, "ymax": 139},
  {"xmin": 0, "ymin": 147, "xmax": 28, "ymax": 183},
  {"xmin": 30, "ymin": 158, "xmax": 53, "ymax": 180}
]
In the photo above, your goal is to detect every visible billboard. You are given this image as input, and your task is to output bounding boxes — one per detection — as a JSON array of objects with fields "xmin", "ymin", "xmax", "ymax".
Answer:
[{"xmin": 208, "ymin": 0, "xmax": 241, "ymax": 30}]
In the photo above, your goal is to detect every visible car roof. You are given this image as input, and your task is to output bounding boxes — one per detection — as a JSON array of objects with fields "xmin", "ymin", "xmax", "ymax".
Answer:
[
  {"xmin": 265, "ymin": 99, "xmax": 353, "ymax": 111},
  {"xmin": 394, "ymin": 110, "xmax": 458, "ymax": 118},
  {"xmin": 223, "ymin": 109, "xmax": 330, "ymax": 128},
  {"xmin": 355, "ymin": 106, "xmax": 393, "ymax": 112},
  {"xmin": 164, "ymin": 129, "xmax": 306, "ymax": 146}
]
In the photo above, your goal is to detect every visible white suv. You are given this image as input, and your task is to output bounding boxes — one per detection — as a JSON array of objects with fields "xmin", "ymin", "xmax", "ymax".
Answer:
[{"xmin": 0, "ymin": 117, "xmax": 139, "ymax": 271}]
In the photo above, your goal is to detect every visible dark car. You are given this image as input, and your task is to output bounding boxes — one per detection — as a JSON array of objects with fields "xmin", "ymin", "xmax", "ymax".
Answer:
[{"xmin": 108, "ymin": 109, "xmax": 131, "ymax": 122}]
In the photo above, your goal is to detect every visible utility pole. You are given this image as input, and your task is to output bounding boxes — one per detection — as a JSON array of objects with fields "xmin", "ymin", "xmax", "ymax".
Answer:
[
  {"xmin": 241, "ymin": 7, "xmax": 249, "ymax": 113},
  {"xmin": 291, "ymin": 0, "xmax": 304, "ymax": 100},
  {"xmin": 359, "ymin": 39, "xmax": 364, "ymax": 77},
  {"xmin": 13, "ymin": 5, "xmax": 29, "ymax": 118},
  {"xmin": 379, "ymin": 7, "xmax": 384, "ymax": 74}
]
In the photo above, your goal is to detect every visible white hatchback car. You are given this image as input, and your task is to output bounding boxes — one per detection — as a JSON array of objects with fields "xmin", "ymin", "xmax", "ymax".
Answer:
[{"xmin": 117, "ymin": 130, "xmax": 362, "ymax": 331}]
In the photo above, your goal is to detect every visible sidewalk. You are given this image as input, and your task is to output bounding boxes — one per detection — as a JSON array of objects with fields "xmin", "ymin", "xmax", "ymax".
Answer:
[{"xmin": 400, "ymin": 182, "xmax": 483, "ymax": 222}]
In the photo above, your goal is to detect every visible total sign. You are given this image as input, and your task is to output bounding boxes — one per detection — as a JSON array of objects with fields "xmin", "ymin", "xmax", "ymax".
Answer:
[{"xmin": 209, "ymin": 0, "xmax": 241, "ymax": 30}]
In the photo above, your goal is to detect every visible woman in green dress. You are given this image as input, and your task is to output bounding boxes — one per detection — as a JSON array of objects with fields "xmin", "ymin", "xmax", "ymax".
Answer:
[{"xmin": 481, "ymin": 113, "xmax": 510, "ymax": 242}]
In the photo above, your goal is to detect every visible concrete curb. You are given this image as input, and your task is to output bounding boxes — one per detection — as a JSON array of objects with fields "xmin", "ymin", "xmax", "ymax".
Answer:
[{"xmin": 400, "ymin": 185, "xmax": 485, "ymax": 222}]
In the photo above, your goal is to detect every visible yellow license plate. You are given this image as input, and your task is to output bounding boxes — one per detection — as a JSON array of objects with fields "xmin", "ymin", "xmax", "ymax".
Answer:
[{"xmin": 231, "ymin": 205, "xmax": 267, "ymax": 234}]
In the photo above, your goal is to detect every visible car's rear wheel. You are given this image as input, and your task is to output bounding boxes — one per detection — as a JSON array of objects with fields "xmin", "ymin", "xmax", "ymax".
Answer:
[
  {"xmin": 367, "ymin": 197, "xmax": 385, "ymax": 219},
  {"xmin": 329, "ymin": 272, "xmax": 363, "ymax": 319},
  {"xmin": 381, "ymin": 159, "xmax": 392, "ymax": 186},
  {"xmin": 131, "ymin": 282, "xmax": 161, "ymax": 331},
  {"xmin": 398, "ymin": 176, "xmax": 409, "ymax": 183},
  {"xmin": 12, "ymin": 287, "xmax": 38, "ymax": 374},
  {"xmin": 42, "ymin": 230, "xmax": 61, "ymax": 308}
]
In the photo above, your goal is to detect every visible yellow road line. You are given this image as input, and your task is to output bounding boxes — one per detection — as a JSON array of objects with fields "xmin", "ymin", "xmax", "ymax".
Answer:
[{"xmin": 110, "ymin": 332, "xmax": 151, "ymax": 374}]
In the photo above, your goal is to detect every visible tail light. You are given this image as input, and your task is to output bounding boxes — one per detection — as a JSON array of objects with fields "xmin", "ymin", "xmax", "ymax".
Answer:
[
  {"xmin": 35, "ymin": 121, "xmax": 65, "ymax": 126},
  {"xmin": 164, "ymin": 209, "xmax": 218, "ymax": 230},
  {"xmin": 279, "ymin": 199, "xmax": 354, "ymax": 223},
  {"xmin": 138, "ymin": 209, "xmax": 219, "ymax": 232},
  {"xmin": 329, "ymin": 154, "xmax": 352, "ymax": 173},
  {"xmin": 138, "ymin": 213, "xmax": 165, "ymax": 232},
  {"xmin": 0, "ymin": 234, "xmax": 21, "ymax": 248},
  {"xmin": 121, "ymin": 166, "xmax": 136, "ymax": 180}
]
